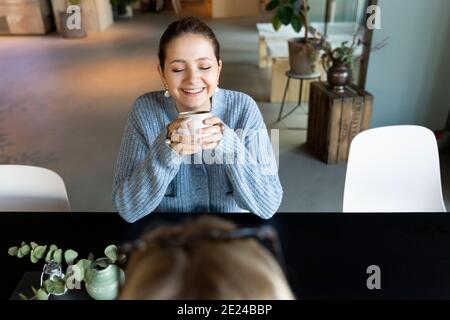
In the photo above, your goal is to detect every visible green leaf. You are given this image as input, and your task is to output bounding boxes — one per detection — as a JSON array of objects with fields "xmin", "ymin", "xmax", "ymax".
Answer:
[
  {"xmin": 53, "ymin": 280, "xmax": 66, "ymax": 294},
  {"xmin": 30, "ymin": 254, "xmax": 39, "ymax": 263},
  {"xmin": 44, "ymin": 277, "xmax": 65, "ymax": 294},
  {"xmin": 265, "ymin": 0, "xmax": 279, "ymax": 11},
  {"xmin": 18, "ymin": 293, "xmax": 28, "ymax": 300},
  {"xmin": 104, "ymin": 245, "xmax": 118, "ymax": 263},
  {"xmin": 31, "ymin": 286, "xmax": 38, "ymax": 296},
  {"xmin": 64, "ymin": 249, "xmax": 78, "ymax": 265},
  {"xmin": 52, "ymin": 281, "xmax": 66, "ymax": 295},
  {"xmin": 272, "ymin": 15, "xmax": 281, "ymax": 31},
  {"xmin": 278, "ymin": 6, "xmax": 294, "ymax": 25},
  {"xmin": 95, "ymin": 259, "xmax": 109, "ymax": 269},
  {"xmin": 33, "ymin": 245, "xmax": 47, "ymax": 259},
  {"xmin": 17, "ymin": 250, "xmax": 25, "ymax": 258},
  {"xmin": 8, "ymin": 246, "xmax": 19, "ymax": 256},
  {"xmin": 45, "ymin": 245, "xmax": 58, "ymax": 263},
  {"xmin": 65, "ymin": 274, "xmax": 77, "ymax": 290},
  {"xmin": 53, "ymin": 249, "xmax": 63, "ymax": 264},
  {"xmin": 30, "ymin": 242, "xmax": 38, "ymax": 249},
  {"xmin": 291, "ymin": 14, "xmax": 303, "ymax": 33},
  {"xmin": 35, "ymin": 289, "xmax": 49, "ymax": 300},
  {"xmin": 43, "ymin": 279, "xmax": 54, "ymax": 293},
  {"xmin": 77, "ymin": 259, "xmax": 92, "ymax": 273},
  {"xmin": 19, "ymin": 244, "xmax": 31, "ymax": 256},
  {"xmin": 84, "ymin": 268, "xmax": 94, "ymax": 284}
]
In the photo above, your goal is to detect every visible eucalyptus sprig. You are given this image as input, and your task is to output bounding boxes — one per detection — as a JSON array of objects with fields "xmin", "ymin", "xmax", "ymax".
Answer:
[{"xmin": 8, "ymin": 242, "xmax": 118, "ymax": 300}]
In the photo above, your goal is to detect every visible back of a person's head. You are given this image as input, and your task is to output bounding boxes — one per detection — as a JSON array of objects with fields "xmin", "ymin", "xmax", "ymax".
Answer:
[{"xmin": 119, "ymin": 216, "xmax": 295, "ymax": 299}]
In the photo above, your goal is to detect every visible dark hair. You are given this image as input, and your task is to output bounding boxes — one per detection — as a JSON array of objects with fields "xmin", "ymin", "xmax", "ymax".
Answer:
[{"xmin": 158, "ymin": 17, "xmax": 221, "ymax": 70}]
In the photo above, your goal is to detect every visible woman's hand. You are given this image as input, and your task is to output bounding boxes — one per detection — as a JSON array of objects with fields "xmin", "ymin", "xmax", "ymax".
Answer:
[
  {"xmin": 166, "ymin": 118, "xmax": 201, "ymax": 155},
  {"xmin": 199, "ymin": 116, "xmax": 224, "ymax": 150}
]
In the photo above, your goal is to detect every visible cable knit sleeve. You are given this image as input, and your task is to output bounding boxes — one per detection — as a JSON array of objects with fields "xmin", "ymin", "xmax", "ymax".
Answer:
[
  {"xmin": 215, "ymin": 94, "xmax": 283, "ymax": 219},
  {"xmin": 112, "ymin": 98, "xmax": 182, "ymax": 223}
]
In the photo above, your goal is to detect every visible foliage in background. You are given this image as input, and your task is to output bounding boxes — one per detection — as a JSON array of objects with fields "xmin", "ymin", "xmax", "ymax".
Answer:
[
  {"xmin": 318, "ymin": 27, "xmax": 389, "ymax": 78},
  {"xmin": 8, "ymin": 242, "xmax": 118, "ymax": 300},
  {"xmin": 265, "ymin": 0, "xmax": 311, "ymax": 40},
  {"xmin": 266, "ymin": 0, "xmax": 323, "ymax": 64},
  {"xmin": 110, "ymin": 0, "xmax": 138, "ymax": 5}
]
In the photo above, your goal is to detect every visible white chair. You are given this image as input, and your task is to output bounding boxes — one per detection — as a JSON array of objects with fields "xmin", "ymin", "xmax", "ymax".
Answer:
[
  {"xmin": 0, "ymin": 165, "xmax": 70, "ymax": 212},
  {"xmin": 343, "ymin": 125, "xmax": 447, "ymax": 212}
]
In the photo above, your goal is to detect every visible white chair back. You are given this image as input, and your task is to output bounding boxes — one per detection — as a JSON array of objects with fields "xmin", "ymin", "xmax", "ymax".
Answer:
[
  {"xmin": 0, "ymin": 165, "xmax": 70, "ymax": 212},
  {"xmin": 343, "ymin": 125, "xmax": 447, "ymax": 212}
]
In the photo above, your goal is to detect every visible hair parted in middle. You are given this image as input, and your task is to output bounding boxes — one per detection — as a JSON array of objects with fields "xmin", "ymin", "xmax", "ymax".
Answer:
[{"xmin": 158, "ymin": 16, "xmax": 221, "ymax": 70}]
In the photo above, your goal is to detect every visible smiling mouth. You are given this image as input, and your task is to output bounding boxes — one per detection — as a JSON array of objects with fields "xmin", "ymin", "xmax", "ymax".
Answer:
[{"xmin": 181, "ymin": 88, "xmax": 205, "ymax": 96}]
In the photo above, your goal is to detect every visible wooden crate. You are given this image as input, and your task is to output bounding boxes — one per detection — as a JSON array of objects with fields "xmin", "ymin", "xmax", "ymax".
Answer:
[{"xmin": 307, "ymin": 82, "xmax": 373, "ymax": 164}]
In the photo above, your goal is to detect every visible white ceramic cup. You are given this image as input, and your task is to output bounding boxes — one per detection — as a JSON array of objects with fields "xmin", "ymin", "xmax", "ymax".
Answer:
[{"xmin": 178, "ymin": 111, "xmax": 213, "ymax": 143}]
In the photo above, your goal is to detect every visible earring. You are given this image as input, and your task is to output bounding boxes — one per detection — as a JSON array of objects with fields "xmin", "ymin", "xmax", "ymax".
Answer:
[
  {"xmin": 164, "ymin": 84, "xmax": 170, "ymax": 98},
  {"xmin": 215, "ymin": 86, "xmax": 220, "ymax": 93}
]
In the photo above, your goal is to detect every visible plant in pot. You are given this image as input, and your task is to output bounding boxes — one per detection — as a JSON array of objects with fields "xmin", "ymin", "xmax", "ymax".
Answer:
[
  {"xmin": 321, "ymin": 38, "xmax": 358, "ymax": 93},
  {"xmin": 320, "ymin": 28, "xmax": 388, "ymax": 92},
  {"xmin": 265, "ymin": 0, "xmax": 322, "ymax": 75},
  {"xmin": 111, "ymin": 0, "xmax": 138, "ymax": 21},
  {"xmin": 8, "ymin": 242, "xmax": 124, "ymax": 300}
]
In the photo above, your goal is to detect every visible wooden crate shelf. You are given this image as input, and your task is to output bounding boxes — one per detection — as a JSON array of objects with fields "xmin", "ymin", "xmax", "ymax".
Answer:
[{"xmin": 307, "ymin": 82, "xmax": 373, "ymax": 164}]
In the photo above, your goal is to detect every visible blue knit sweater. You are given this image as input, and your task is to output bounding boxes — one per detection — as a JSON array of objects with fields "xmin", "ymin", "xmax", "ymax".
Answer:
[{"xmin": 112, "ymin": 89, "xmax": 282, "ymax": 222}]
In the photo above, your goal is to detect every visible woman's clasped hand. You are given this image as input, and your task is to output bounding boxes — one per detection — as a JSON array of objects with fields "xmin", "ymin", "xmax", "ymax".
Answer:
[{"xmin": 166, "ymin": 116, "xmax": 224, "ymax": 155}]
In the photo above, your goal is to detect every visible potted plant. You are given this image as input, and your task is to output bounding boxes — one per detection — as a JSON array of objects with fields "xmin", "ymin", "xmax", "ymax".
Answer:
[
  {"xmin": 111, "ymin": 0, "xmax": 138, "ymax": 20},
  {"xmin": 8, "ymin": 242, "xmax": 124, "ymax": 300},
  {"xmin": 321, "ymin": 37, "xmax": 358, "ymax": 93},
  {"xmin": 265, "ymin": 0, "xmax": 321, "ymax": 74},
  {"xmin": 320, "ymin": 28, "xmax": 388, "ymax": 92}
]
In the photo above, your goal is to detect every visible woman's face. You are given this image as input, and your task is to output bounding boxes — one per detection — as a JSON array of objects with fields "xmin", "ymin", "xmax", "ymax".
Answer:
[{"xmin": 158, "ymin": 33, "xmax": 222, "ymax": 112}]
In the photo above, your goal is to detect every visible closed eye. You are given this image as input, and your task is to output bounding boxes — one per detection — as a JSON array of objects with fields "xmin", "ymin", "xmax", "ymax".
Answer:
[{"xmin": 172, "ymin": 69, "xmax": 184, "ymax": 73}]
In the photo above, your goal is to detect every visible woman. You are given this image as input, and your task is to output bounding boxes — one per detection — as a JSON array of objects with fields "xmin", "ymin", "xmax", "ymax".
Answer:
[
  {"xmin": 112, "ymin": 17, "xmax": 282, "ymax": 223},
  {"xmin": 118, "ymin": 215, "xmax": 295, "ymax": 299}
]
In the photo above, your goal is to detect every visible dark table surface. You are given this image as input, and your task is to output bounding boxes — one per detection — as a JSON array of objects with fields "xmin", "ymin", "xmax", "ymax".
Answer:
[{"xmin": 2, "ymin": 212, "xmax": 450, "ymax": 300}]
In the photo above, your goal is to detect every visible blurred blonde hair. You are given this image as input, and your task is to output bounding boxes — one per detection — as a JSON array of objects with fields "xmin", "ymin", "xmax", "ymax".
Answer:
[{"xmin": 119, "ymin": 215, "xmax": 295, "ymax": 300}]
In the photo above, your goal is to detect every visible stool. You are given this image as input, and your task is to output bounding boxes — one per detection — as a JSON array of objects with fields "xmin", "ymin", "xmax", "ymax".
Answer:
[{"xmin": 276, "ymin": 71, "xmax": 322, "ymax": 122}]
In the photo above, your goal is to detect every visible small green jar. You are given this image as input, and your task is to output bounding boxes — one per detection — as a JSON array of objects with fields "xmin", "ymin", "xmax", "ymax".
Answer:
[{"xmin": 85, "ymin": 264, "xmax": 125, "ymax": 300}]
